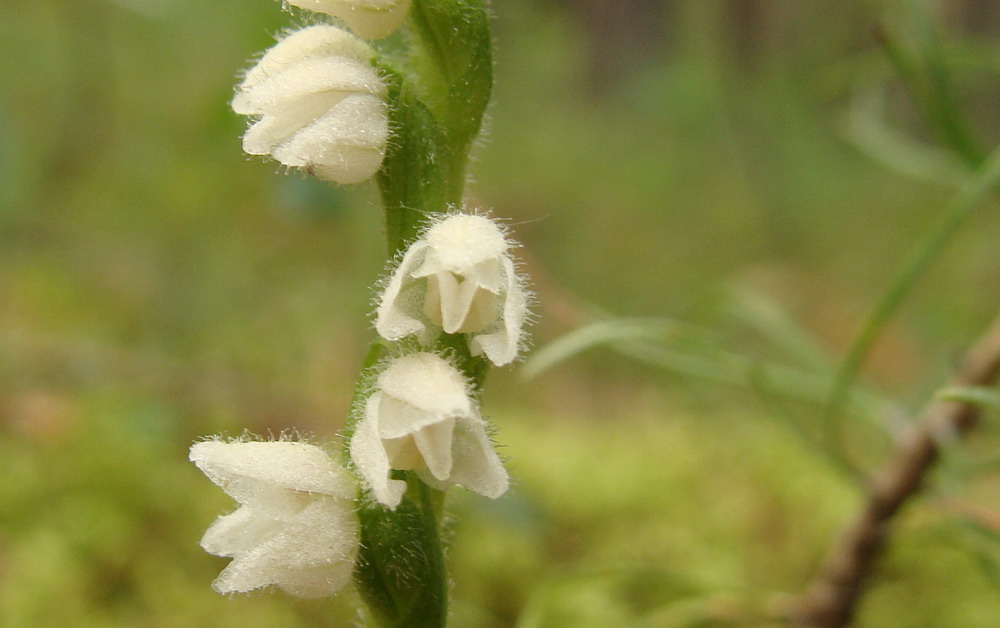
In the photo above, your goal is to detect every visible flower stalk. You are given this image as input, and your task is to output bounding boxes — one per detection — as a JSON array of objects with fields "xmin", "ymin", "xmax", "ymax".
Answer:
[
  {"xmin": 354, "ymin": 476, "xmax": 448, "ymax": 628},
  {"xmin": 377, "ymin": 0, "xmax": 494, "ymax": 254},
  {"xmin": 350, "ymin": 2, "xmax": 498, "ymax": 626}
]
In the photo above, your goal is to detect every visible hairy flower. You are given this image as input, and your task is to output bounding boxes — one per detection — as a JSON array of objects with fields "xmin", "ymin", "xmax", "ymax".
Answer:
[
  {"xmin": 232, "ymin": 24, "xmax": 389, "ymax": 184},
  {"xmin": 350, "ymin": 352, "xmax": 508, "ymax": 508},
  {"xmin": 190, "ymin": 439, "xmax": 359, "ymax": 598},
  {"xmin": 287, "ymin": 0, "xmax": 412, "ymax": 40},
  {"xmin": 376, "ymin": 213, "xmax": 530, "ymax": 366}
]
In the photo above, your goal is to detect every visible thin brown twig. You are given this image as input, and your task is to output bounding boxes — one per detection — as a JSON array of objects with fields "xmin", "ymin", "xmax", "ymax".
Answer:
[{"xmin": 791, "ymin": 310, "xmax": 1000, "ymax": 627}]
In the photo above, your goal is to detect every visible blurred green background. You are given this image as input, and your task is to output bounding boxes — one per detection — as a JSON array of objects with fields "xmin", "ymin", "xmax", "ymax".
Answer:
[{"xmin": 3, "ymin": 0, "xmax": 1000, "ymax": 626}]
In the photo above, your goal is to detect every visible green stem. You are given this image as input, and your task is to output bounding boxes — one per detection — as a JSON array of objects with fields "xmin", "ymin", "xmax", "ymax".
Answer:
[
  {"xmin": 353, "ymin": 5, "xmax": 495, "ymax": 625},
  {"xmin": 355, "ymin": 477, "xmax": 448, "ymax": 628},
  {"xmin": 376, "ymin": 62, "xmax": 453, "ymax": 256}
]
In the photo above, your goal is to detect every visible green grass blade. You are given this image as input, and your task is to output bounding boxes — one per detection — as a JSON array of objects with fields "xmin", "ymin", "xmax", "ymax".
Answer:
[
  {"xmin": 822, "ymin": 143, "xmax": 1000, "ymax": 446},
  {"xmin": 935, "ymin": 386, "xmax": 1000, "ymax": 412}
]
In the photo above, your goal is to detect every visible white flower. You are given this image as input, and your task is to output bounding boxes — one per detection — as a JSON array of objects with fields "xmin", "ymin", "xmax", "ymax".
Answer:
[
  {"xmin": 190, "ymin": 439, "xmax": 359, "ymax": 598},
  {"xmin": 232, "ymin": 24, "xmax": 389, "ymax": 184},
  {"xmin": 286, "ymin": 0, "xmax": 412, "ymax": 40},
  {"xmin": 375, "ymin": 213, "xmax": 530, "ymax": 366},
  {"xmin": 350, "ymin": 352, "xmax": 509, "ymax": 508}
]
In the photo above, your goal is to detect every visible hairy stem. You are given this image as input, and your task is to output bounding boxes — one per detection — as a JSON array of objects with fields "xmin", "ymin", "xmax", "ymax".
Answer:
[{"xmin": 792, "ymin": 310, "xmax": 1000, "ymax": 627}]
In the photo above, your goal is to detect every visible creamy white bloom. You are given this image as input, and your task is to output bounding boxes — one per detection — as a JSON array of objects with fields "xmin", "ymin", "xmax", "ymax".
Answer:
[
  {"xmin": 232, "ymin": 24, "xmax": 389, "ymax": 184},
  {"xmin": 376, "ymin": 214, "xmax": 530, "ymax": 366},
  {"xmin": 350, "ymin": 352, "xmax": 508, "ymax": 508},
  {"xmin": 287, "ymin": 0, "xmax": 412, "ymax": 40},
  {"xmin": 190, "ymin": 439, "xmax": 359, "ymax": 598}
]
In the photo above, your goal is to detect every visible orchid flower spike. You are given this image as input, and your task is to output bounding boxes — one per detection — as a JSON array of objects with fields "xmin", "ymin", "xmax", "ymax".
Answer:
[
  {"xmin": 232, "ymin": 24, "xmax": 389, "ymax": 184},
  {"xmin": 350, "ymin": 352, "xmax": 509, "ymax": 509},
  {"xmin": 376, "ymin": 213, "xmax": 530, "ymax": 366},
  {"xmin": 190, "ymin": 438, "xmax": 359, "ymax": 598},
  {"xmin": 285, "ymin": 0, "xmax": 412, "ymax": 40}
]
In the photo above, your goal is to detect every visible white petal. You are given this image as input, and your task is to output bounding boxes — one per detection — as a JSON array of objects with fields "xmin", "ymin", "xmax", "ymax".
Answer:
[
  {"xmin": 281, "ymin": 92, "xmax": 388, "ymax": 152},
  {"xmin": 270, "ymin": 93, "xmax": 388, "ymax": 183},
  {"xmin": 235, "ymin": 56, "xmax": 384, "ymax": 116},
  {"xmin": 469, "ymin": 255, "xmax": 528, "ymax": 366},
  {"xmin": 289, "ymin": 0, "xmax": 413, "ymax": 40},
  {"xmin": 413, "ymin": 418, "xmax": 455, "ymax": 481},
  {"xmin": 200, "ymin": 506, "xmax": 285, "ymax": 559},
  {"xmin": 381, "ymin": 434, "xmax": 424, "ymax": 469},
  {"xmin": 377, "ymin": 352, "xmax": 470, "ymax": 416},
  {"xmin": 242, "ymin": 93, "xmax": 343, "ymax": 155},
  {"xmin": 460, "ymin": 286, "xmax": 501, "ymax": 333},
  {"xmin": 271, "ymin": 560, "xmax": 357, "ymax": 599},
  {"xmin": 446, "ymin": 415, "xmax": 509, "ymax": 498},
  {"xmin": 350, "ymin": 395, "xmax": 407, "ymax": 509},
  {"xmin": 376, "ymin": 394, "xmax": 445, "ymax": 439},
  {"xmin": 211, "ymin": 497, "xmax": 358, "ymax": 598},
  {"xmin": 419, "ymin": 214, "xmax": 508, "ymax": 275},
  {"xmin": 424, "ymin": 270, "xmax": 500, "ymax": 334},
  {"xmin": 302, "ymin": 145, "xmax": 387, "ymax": 184},
  {"xmin": 375, "ymin": 241, "xmax": 432, "ymax": 342},
  {"xmin": 423, "ymin": 271, "xmax": 459, "ymax": 332},
  {"xmin": 298, "ymin": 0, "xmax": 405, "ymax": 11},
  {"xmin": 467, "ymin": 257, "xmax": 506, "ymax": 293},
  {"xmin": 189, "ymin": 440, "xmax": 355, "ymax": 501},
  {"xmin": 239, "ymin": 25, "xmax": 373, "ymax": 93}
]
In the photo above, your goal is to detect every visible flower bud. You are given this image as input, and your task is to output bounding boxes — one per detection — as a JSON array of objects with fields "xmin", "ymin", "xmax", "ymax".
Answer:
[
  {"xmin": 190, "ymin": 438, "xmax": 359, "ymax": 598},
  {"xmin": 376, "ymin": 213, "xmax": 530, "ymax": 366},
  {"xmin": 287, "ymin": 0, "xmax": 412, "ymax": 40},
  {"xmin": 350, "ymin": 352, "xmax": 509, "ymax": 508},
  {"xmin": 233, "ymin": 24, "xmax": 389, "ymax": 184}
]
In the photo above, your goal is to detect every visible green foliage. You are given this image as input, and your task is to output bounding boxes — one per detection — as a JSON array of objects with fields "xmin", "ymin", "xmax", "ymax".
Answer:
[
  {"xmin": 821, "ymin": 144, "xmax": 1000, "ymax": 449},
  {"xmin": 878, "ymin": 1, "xmax": 985, "ymax": 168},
  {"xmin": 937, "ymin": 386, "xmax": 1000, "ymax": 412}
]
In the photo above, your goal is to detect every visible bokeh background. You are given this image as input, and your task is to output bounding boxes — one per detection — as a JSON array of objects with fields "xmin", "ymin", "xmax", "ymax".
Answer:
[{"xmin": 3, "ymin": 0, "xmax": 1000, "ymax": 626}]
